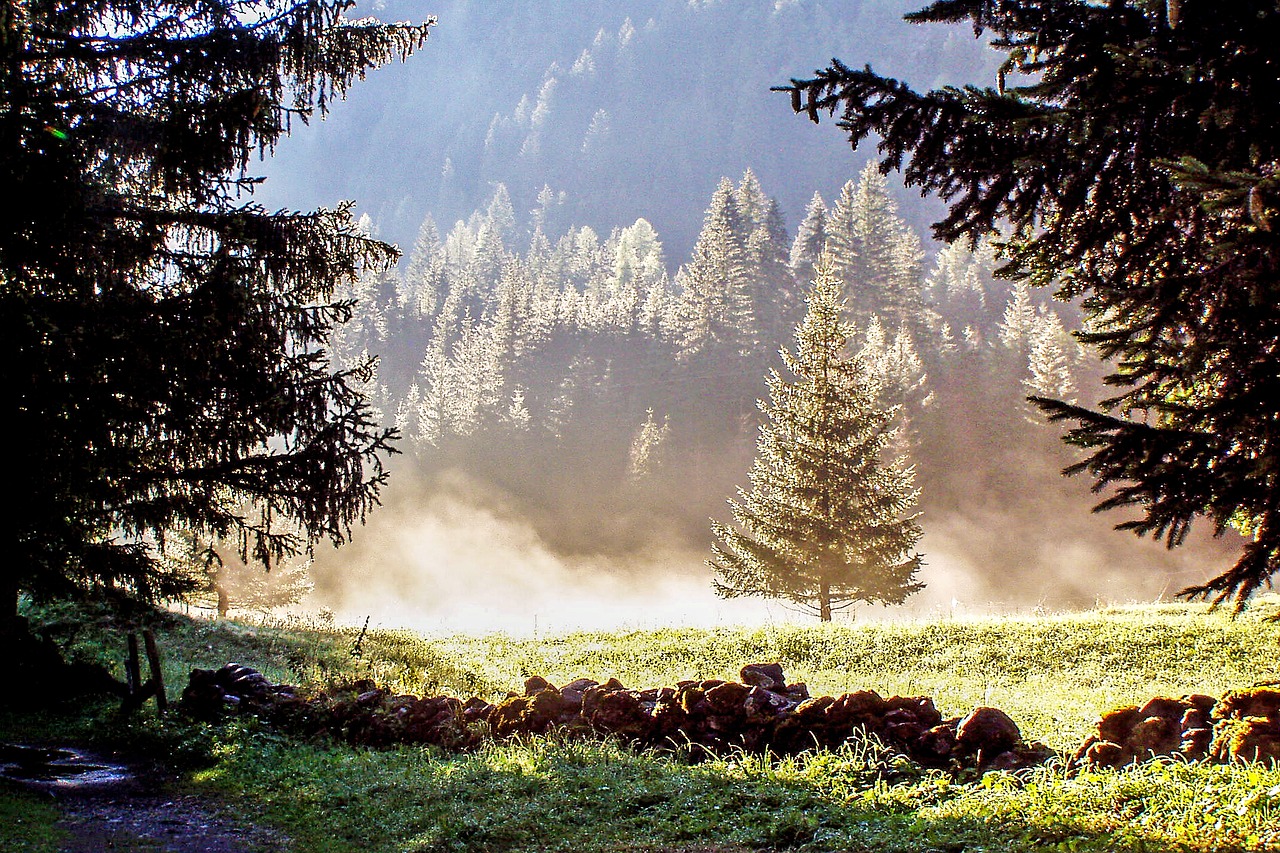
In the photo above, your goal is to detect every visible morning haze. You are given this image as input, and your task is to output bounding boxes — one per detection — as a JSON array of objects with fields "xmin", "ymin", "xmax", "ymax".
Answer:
[{"xmin": 248, "ymin": 0, "xmax": 1241, "ymax": 631}]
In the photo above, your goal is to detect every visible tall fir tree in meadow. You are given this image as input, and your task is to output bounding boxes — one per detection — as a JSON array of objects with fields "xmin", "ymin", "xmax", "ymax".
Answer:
[{"xmin": 710, "ymin": 258, "xmax": 923, "ymax": 621}]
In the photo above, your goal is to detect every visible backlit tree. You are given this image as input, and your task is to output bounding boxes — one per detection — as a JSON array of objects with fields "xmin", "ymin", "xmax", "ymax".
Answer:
[{"xmin": 710, "ymin": 259, "xmax": 923, "ymax": 621}]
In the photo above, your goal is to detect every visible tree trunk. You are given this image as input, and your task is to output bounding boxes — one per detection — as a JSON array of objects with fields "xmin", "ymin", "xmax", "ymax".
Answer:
[
  {"xmin": 819, "ymin": 582, "xmax": 832, "ymax": 622},
  {"xmin": 216, "ymin": 584, "xmax": 230, "ymax": 619}
]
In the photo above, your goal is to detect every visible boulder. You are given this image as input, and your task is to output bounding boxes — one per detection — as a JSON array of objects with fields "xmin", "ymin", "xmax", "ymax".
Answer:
[
  {"xmin": 1217, "ymin": 688, "xmax": 1280, "ymax": 722},
  {"xmin": 956, "ymin": 707, "xmax": 1021, "ymax": 756},
  {"xmin": 911, "ymin": 724, "xmax": 958, "ymax": 768},
  {"xmin": 1096, "ymin": 706, "xmax": 1142, "ymax": 745},
  {"xmin": 1212, "ymin": 718, "xmax": 1280, "ymax": 764},
  {"xmin": 740, "ymin": 663, "xmax": 786, "ymax": 692},
  {"xmin": 583, "ymin": 688, "xmax": 653, "ymax": 741},
  {"xmin": 524, "ymin": 676, "xmax": 553, "ymax": 696}
]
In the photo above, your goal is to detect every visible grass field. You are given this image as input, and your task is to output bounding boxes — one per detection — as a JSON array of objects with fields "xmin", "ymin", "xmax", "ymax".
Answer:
[{"xmin": 5, "ymin": 598, "xmax": 1280, "ymax": 852}]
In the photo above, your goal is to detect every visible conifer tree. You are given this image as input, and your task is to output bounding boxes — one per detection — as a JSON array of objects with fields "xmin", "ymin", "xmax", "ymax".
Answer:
[
  {"xmin": 1025, "ymin": 311, "xmax": 1077, "ymax": 404},
  {"xmin": 3, "ymin": 0, "xmax": 431, "ymax": 618},
  {"xmin": 402, "ymin": 214, "xmax": 443, "ymax": 319},
  {"xmin": 823, "ymin": 164, "xmax": 926, "ymax": 333},
  {"xmin": 789, "ymin": 191, "xmax": 828, "ymax": 293},
  {"xmin": 743, "ymin": 192, "xmax": 798, "ymax": 350},
  {"xmin": 676, "ymin": 178, "xmax": 756, "ymax": 358},
  {"xmin": 628, "ymin": 408, "xmax": 671, "ymax": 481},
  {"xmin": 997, "ymin": 282, "xmax": 1037, "ymax": 358},
  {"xmin": 734, "ymin": 169, "xmax": 771, "ymax": 232},
  {"xmin": 710, "ymin": 259, "xmax": 924, "ymax": 621}
]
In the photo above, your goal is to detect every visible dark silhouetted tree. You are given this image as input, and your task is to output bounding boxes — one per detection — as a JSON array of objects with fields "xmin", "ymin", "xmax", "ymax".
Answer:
[
  {"xmin": 783, "ymin": 0, "xmax": 1280, "ymax": 607},
  {"xmin": 710, "ymin": 259, "xmax": 923, "ymax": 621},
  {"xmin": 2, "ymin": 0, "xmax": 431, "ymax": 619}
]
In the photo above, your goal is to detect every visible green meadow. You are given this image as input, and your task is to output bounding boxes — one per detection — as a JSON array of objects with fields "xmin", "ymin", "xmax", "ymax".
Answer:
[{"xmin": 5, "ymin": 599, "xmax": 1279, "ymax": 852}]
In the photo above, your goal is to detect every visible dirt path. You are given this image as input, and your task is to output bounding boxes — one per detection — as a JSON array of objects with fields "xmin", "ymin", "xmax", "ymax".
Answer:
[
  {"xmin": 55, "ymin": 789, "xmax": 290, "ymax": 853},
  {"xmin": 3, "ymin": 744, "xmax": 289, "ymax": 852}
]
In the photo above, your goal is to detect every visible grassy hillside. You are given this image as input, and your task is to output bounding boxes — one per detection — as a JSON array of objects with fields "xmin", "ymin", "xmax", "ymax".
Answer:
[{"xmin": 5, "ymin": 599, "xmax": 1279, "ymax": 852}]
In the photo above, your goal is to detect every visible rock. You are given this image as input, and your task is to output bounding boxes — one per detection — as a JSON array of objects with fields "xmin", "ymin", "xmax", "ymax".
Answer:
[
  {"xmin": 1212, "ymin": 717, "xmax": 1280, "ymax": 764},
  {"xmin": 1217, "ymin": 688, "xmax": 1280, "ymax": 722},
  {"xmin": 1083, "ymin": 740, "xmax": 1126, "ymax": 767},
  {"xmin": 740, "ymin": 663, "xmax": 786, "ymax": 692},
  {"xmin": 743, "ymin": 686, "xmax": 794, "ymax": 721},
  {"xmin": 826, "ymin": 691, "xmax": 884, "ymax": 726},
  {"xmin": 525, "ymin": 687, "xmax": 576, "ymax": 731},
  {"xmin": 704, "ymin": 681, "xmax": 750, "ymax": 713},
  {"xmin": 583, "ymin": 689, "xmax": 652, "ymax": 741},
  {"xmin": 649, "ymin": 691, "xmax": 688, "ymax": 743},
  {"xmin": 524, "ymin": 676, "xmax": 553, "ymax": 696},
  {"xmin": 785, "ymin": 683, "xmax": 810, "ymax": 701},
  {"xmin": 912, "ymin": 724, "xmax": 958, "ymax": 768},
  {"xmin": 956, "ymin": 707, "xmax": 1021, "ymax": 755},
  {"xmin": 678, "ymin": 686, "xmax": 707, "ymax": 715},
  {"xmin": 461, "ymin": 696, "xmax": 493, "ymax": 723},
  {"xmin": 1126, "ymin": 715, "xmax": 1177, "ymax": 758},
  {"xmin": 1137, "ymin": 697, "xmax": 1188, "ymax": 724},
  {"xmin": 1180, "ymin": 726, "xmax": 1212, "ymax": 760},
  {"xmin": 1180, "ymin": 707, "xmax": 1207, "ymax": 731},
  {"xmin": 559, "ymin": 679, "xmax": 598, "ymax": 706},
  {"xmin": 789, "ymin": 694, "xmax": 830, "ymax": 722},
  {"xmin": 179, "ymin": 669, "xmax": 230, "ymax": 719},
  {"xmin": 1096, "ymin": 706, "xmax": 1142, "ymax": 745},
  {"xmin": 487, "ymin": 695, "xmax": 528, "ymax": 737},
  {"xmin": 886, "ymin": 720, "xmax": 924, "ymax": 746},
  {"xmin": 885, "ymin": 696, "xmax": 942, "ymax": 728}
]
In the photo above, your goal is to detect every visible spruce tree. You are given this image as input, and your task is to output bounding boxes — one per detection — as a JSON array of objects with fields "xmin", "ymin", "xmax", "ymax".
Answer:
[
  {"xmin": 1025, "ymin": 311, "xmax": 1077, "ymax": 404},
  {"xmin": 402, "ymin": 214, "xmax": 443, "ymax": 320},
  {"xmin": 2, "ymin": 0, "xmax": 431, "ymax": 618},
  {"xmin": 823, "ymin": 163, "xmax": 926, "ymax": 333},
  {"xmin": 676, "ymin": 178, "xmax": 756, "ymax": 358},
  {"xmin": 782, "ymin": 0, "xmax": 1280, "ymax": 609},
  {"xmin": 710, "ymin": 259, "xmax": 924, "ymax": 621},
  {"xmin": 789, "ymin": 191, "xmax": 828, "ymax": 294}
]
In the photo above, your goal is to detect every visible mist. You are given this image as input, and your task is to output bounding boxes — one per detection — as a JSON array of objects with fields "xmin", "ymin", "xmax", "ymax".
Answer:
[
  {"xmin": 306, "ymin": 469, "xmax": 784, "ymax": 635},
  {"xmin": 252, "ymin": 1, "xmax": 1247, "ymax": 634},
  {"xmin": 304, "ymin": 459, "xmax": 1243, "ymax": 636}
]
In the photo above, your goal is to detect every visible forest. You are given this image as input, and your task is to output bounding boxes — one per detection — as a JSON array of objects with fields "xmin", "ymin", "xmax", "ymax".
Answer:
[
  {"xmin": 309, "ymin": 164, "xmax": 1224, "ymax": 624},
  {"xmin": 5, "ymin": 0, "xmax": 1280, "ymax": 851}
]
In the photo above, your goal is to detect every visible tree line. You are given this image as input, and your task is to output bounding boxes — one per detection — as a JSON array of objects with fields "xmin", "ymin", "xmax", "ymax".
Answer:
[{"xmin": 327, "ymin": 164, "xmax": 1093, "ymax": 589}]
